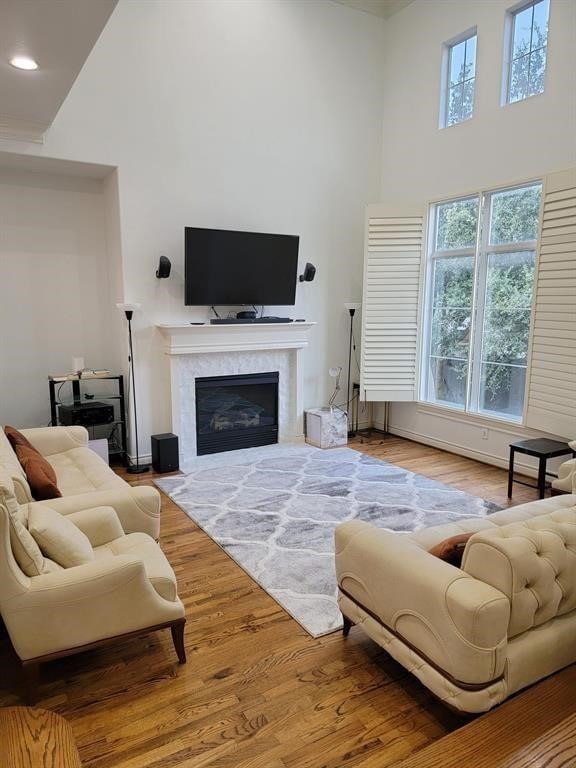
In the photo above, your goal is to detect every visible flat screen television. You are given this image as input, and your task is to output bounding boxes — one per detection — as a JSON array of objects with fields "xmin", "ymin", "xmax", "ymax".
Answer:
[{"xmin": 184, "ymin": 227, "xmax": 299, "ymax": 306}]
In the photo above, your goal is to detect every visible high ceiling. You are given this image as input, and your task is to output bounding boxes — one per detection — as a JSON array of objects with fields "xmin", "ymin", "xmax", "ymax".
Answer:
[
  {"xmin": 0, "ymin": 0, "xmax": 410, "ymax": 143},
  {"xmin": 332, "ymin": 0, "xmax": 414, "ymax": 19},
  {"xmin": 0, "ymin": 0, "xmax": 117, "ymax": 142}
]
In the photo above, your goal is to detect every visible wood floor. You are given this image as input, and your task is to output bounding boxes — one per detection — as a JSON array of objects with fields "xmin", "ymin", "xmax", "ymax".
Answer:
[{"xmin": 0, "ymin": 434, "xmax": 563, "ymax": 767}]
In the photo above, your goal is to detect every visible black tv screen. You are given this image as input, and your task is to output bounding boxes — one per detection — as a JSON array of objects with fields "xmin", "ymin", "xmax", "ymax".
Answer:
[{"xmin": 184, "ymin": 227, "xmax": 299, "ymax": 306}]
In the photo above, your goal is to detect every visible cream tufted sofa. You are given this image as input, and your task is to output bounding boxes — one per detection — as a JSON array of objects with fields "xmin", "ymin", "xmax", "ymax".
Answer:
[
  {"xmin": 335, "ymin": 491, "xmax": 576, "ymax": 714},
  {"xmin": 552, "ymin": 439, "xmax": 576, "ymax": 493},
  {"xmin": 0, "ymin": 426, "xmax": 160, "ymax": 538}
]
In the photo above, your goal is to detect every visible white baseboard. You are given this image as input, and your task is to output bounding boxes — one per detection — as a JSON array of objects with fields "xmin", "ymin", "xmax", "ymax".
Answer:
[
  {"xmin": 387, "ymin": 424, "xmax": 540, "ymax": 480},
  {"xmin": 128, "ymin": 452, "xmax": 152, "ymax": 465}
]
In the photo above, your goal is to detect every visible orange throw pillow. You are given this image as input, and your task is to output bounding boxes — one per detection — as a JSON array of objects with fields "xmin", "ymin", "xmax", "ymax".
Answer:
[
  {"xmin": 4, "ymin": 426, "xmax": 62, "ymax": 501},
  {"xmin": 428, "ymin": 533, "xmax": 473, "ymax": 568},
  {"xmin": 4, "ymin": 425, "xmax": 38, "ymax": 453}
]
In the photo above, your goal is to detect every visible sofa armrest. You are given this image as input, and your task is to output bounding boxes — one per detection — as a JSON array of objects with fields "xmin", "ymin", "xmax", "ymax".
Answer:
[
  {"xmin": 551, "ymin": 458, "xmax": 576, "ymax": 493},
  {"xmin": 25, "ymin": 486, "xmax": 161, "ymax": 539},
  {"xmin": 65, "ymin": 506, "xmax": 125, "ymax": 547},
  {"xmin": 20, "ymin": 426, "xmax": 88, "ymax": 456},
  {"xmin": 3, "ymin": 556, "xmax": 184, "ymax": 660},
  {"xmin": 335, "ymin": 521, "xmax": 510, "ymax": 686}
]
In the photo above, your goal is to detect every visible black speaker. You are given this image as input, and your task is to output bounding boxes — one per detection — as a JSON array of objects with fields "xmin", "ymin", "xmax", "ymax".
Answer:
[
  {"xmin": 299, "ymin": 262, "xmax": 316, "ymax": 282},
  {"xmin": 151, "ymin": 433, "xmax": 179, "ymax": 473},
  {"xmin": 156, "ymin": 255, "xmax": 171, "ymax": 278}
]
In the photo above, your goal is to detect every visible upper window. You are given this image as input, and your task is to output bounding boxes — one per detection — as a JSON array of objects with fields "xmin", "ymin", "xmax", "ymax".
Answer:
[
  {"xmin": 422, "ymin": 182, "xmax": 542, "ymax": 423},
  {"xmin": 506, "ymin": 0, "xmax": 550, "ymax": 103},
  {"xmin": 442, "ymin": 32, "xmax": 477, "ymax": 127}
]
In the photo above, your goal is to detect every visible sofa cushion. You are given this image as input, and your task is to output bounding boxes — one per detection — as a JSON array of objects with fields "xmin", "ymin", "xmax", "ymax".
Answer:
[
  {"xmin": 28, "ymin": 505, "xmax": 94, "ymax": 568},
  {"xmin": 0, "ymin": 429, "xmax": 32, "ymax": 503},
  {"xmin": 47, "ymin": 448, "xmax": 126, "ymax": 496},
  {"xmin": 5, "ymin": 426, "xmax": 62, "ymax": 501},
  {"xmin": 94, "ymin": 532, "xmax": 177, "ymax": 601}
]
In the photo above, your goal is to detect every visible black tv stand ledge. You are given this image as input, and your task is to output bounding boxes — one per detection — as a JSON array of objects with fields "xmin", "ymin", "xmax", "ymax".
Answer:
[{"xmin": 210, "ymin": 317, "xmax": 294, "ymax": 325}]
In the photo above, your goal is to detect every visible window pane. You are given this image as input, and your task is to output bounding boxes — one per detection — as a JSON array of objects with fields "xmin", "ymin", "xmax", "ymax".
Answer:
[
  {"xmin": 464, "ymin": 36, "xmax": 477, "ymax": 79},
  {"xmin": 512, "ymin": 5, "xmax": 534, "ymax": 59},
  {"xmin": 432, "ymin": 256, "xmax": 474, "ymax": 307},
  {"xmin": 478, "ymin": 251, "xmax": 535, "ymax": 419},
  {"xmin": 461, "ymin": 78, "xmax": 475, "ymax": 121},
  {"xmin": 428, "ymin": 358, "xmax": 468, "ymax": 408},
  {"xmin": 489, "ymin": 184, "xmax": 541, "ymax": 245},
  {"xmin": 436, "ymin": 198, "xmax": 478, "ymax": 250},
  {"xmin": 449, "ymin": 40, "xmax": 466, "ymax": 86},
  {"xmin": 445, "ymin": 34, "xmax": 476, "ymax": 126},
  {"xmin": 479, "ymin": 363, "xmax": 527, "ymax": 419},
  {"xmin": 425, "ymin": 255, "xmax": 474, "ymax": 407},
  {"xmin": 447, "ymin": 83, "xmax": 463, "ymax": 126},
  {"xmin": 532, "ymin": 0, "xmax": 550, "ymax": 47},
  {"xmin": 482, "ymin": 251, "xmax": 535, "ymax": 363},
  {"xmin": 431, "ymin": 308, "xmax": 471, "ymax": 358},
  {"xmin": 509, "ymin": 1, "xmax": 550, "ymax": 103},
  {"xmin": 509, "ymin": 53, "xmax": 530, "ymax": 102},
  {"xmin": 528, "ymin": 47, "xmax": 547, "ymax": 96}
]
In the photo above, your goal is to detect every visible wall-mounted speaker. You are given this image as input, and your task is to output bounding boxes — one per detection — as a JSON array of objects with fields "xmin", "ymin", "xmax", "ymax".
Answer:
[
  {"xmin": 156, "ymin": 255, "xmax": 171, "ymax": 278},
  {"xmin": 299, "ymin": 262, "xmax": 316, "ymax": 282}
]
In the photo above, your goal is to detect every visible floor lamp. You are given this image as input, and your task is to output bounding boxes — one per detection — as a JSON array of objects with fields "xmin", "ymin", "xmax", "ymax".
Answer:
[
  {"xmin": 344, "ymin": 302, "xmax": 362, "ymax": 437},
  {"xmin": 117, "ymin": 303, "xmax": 149, "ymax": 474}
]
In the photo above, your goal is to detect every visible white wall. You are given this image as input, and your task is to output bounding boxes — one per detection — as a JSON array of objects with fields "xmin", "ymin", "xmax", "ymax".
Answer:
[
  {"xmin": 0, "ymin": 0, "xmax": 386, "ymax": 456},
  {"xmin": 0, "ymin": 168, "xmax": 121, "ymax": 427},
  {"xmin": 376, "ymin": 0, "xmax": 576, "ymax": 473}
]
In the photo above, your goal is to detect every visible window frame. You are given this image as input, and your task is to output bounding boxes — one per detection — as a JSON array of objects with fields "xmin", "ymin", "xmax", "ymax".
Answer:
[
  {"xmin": 439, "ymin": 27, "xmax": 477, "ymax": 129},
  {"xmin": 421, "ymin": 180, "xmax": 543, "ymax": 425},
  {"xmin": 502, "ymin": 0, "xmax": 550, "ymax": 106}
]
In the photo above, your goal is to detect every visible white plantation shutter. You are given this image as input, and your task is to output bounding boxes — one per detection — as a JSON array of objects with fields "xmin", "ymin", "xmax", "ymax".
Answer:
[
  {"xmin": 360, "ymin": 205, "xmax": 425, "ymax": 401},
  {"xmin": 525, "ymin": 168, "xmax": 576, "ymax": 437}
]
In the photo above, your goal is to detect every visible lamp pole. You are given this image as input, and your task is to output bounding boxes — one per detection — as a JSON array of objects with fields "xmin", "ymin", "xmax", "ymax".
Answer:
[
  {"xmin": 346, "ymin": 307, "xmax": 355, "ymax": 437},
  {"xmin": 122, "ymin": 308, "xmax": 149, "ymax": 474}
]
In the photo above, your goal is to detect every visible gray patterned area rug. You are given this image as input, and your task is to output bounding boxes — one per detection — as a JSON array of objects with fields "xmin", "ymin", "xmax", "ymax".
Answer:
[{"xmin": 156, "ymin": 444, "xmax": 498, "ymax": 638}]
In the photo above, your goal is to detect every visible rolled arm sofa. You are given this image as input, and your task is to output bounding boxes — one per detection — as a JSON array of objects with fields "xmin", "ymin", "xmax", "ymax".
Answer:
[
  {"xmin": 335, "ymin": 491, "xmax": 576, "ymax": 713},
  {"xmin": 0, "ymin": 426, "xmax": 160, "ymax": 538}
]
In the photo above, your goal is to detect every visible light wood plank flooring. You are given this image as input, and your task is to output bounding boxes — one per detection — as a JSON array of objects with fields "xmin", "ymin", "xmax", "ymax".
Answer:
[{"xmin": 0, "ymin": 434, "xmax": 556, "ymax": 768}]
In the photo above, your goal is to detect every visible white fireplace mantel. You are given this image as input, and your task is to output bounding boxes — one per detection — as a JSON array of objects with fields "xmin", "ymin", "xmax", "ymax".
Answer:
[
  {"xmin": 157, "ymin": 321, "xmax": 316, "ymax": 355},
  {"xmin": 156, "ymin": 322, "xmax": 316, "ymax": 462}
]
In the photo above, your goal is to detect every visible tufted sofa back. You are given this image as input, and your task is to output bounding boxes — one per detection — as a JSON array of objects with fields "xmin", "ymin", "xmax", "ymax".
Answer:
[{"xmin": 462, "ymin": 508, "xmax": 576, "ymax": 638}]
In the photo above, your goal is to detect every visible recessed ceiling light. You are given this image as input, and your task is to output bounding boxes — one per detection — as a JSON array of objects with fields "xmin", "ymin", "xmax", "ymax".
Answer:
[{"xmin": 10, "ymin": 56, "xmax": 38, "ymax": 71}]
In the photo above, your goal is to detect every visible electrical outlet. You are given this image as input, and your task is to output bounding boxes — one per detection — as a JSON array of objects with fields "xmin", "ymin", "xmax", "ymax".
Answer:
[{"xmin": 481, "ymin": 428, "xmax": 489, "ymax": 440}]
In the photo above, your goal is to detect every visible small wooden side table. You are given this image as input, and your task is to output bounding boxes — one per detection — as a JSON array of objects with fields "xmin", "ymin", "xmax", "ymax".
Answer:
[
  {"xmin": 0, "ymin": 707, "xmax": 82, "ymax": 767},
  {"xmin": 508, "ymin": 438, "xmax": 576, "ymax": 499}
]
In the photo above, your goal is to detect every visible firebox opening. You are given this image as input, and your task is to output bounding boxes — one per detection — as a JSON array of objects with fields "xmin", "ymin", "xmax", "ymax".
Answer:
[{"xmin": 195, "ymin": 372, "xmax": 279, "ymax": 455}]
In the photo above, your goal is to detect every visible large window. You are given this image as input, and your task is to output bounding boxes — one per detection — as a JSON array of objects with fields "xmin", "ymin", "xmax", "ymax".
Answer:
[
  {"xmin": 422, "ymin": 182, "xmax": 542, "ymax": 422},
  {"xmin": 506, "ymin": 0, "xmax": 550, "ymax": 103},
  {"xmin": 442, "ymin": 32, "xmax": 477, "ymax": 127}
]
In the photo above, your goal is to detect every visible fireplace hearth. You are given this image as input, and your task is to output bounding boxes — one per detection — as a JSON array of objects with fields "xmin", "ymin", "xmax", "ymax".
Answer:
[{"xmin": 195, "ymin": 372, "xmax": 279, "ymax": 455}]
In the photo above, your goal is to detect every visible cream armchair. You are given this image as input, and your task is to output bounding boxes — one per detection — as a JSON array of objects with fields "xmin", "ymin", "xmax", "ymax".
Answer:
[
  {"xmin": 0, "ymin": 469, "xmax": 185, "ymax": 701},
  {"xmin": 335, "ymin": 493, "xmax": 576, "ymax": 713}
]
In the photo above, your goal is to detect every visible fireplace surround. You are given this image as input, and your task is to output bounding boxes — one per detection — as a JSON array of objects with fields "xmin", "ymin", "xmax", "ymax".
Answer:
[{"xmin": 157, "ymin": 321, "xmax": 316, "ymax": 464}]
